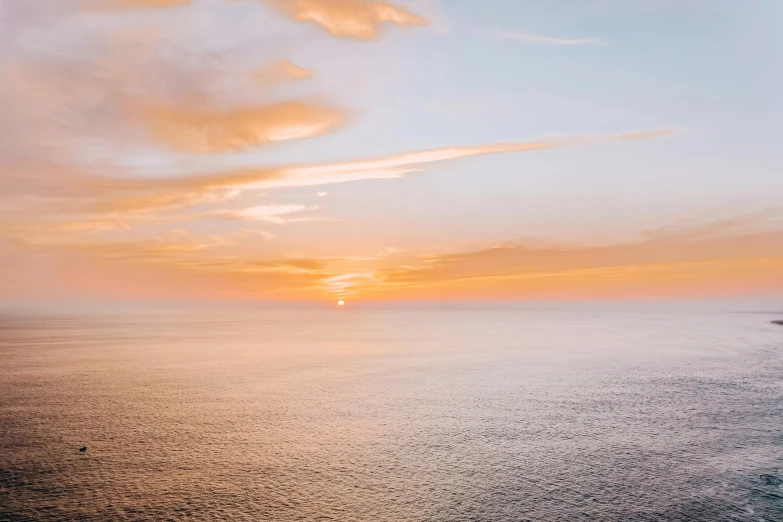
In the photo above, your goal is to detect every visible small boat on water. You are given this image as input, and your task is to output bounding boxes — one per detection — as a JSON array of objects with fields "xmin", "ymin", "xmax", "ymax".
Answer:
[{"xmin": 771, "ymin": 320, "xmax": 783, "ymax": 326}]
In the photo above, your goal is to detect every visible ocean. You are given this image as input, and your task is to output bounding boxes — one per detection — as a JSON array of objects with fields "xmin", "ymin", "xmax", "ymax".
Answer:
[{"xmin": 1, "ymin": 309, "xmax": 782, "ymax": 521}]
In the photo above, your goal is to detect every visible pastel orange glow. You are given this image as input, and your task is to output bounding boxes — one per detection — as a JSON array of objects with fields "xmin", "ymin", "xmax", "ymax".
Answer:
[{"xmin": 1, "ymin": 1, "xmax": 781, "ymax": 306}]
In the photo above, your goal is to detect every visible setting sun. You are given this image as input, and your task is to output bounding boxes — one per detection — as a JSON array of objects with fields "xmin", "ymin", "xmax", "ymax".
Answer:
[{"xmin": 337, "ymin": 300, "xmax": 345, "ymax": 307}]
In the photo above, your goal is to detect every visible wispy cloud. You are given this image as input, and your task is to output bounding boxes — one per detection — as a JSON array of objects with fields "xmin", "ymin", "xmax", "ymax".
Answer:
[
  {"xmin": 235, "ymin": 130, "xmax": 671, "ymax": 191},
  {"xmin": 0, "ymin": 6, "xmax": 347, "ymax": 177},
  {"xmin": 494, "ymin": 30, "xmax": 603, "ymax": 46},
  {"xmin": 146, "ymin": 101, "xmax": 347, "ymax": 154},
  {"xmin": 230, "ymin": 204, "xmax": 320, "ymax": 224},
  {"xmin": 133, "ymin": 130, "xmax": 675, "ymax": 214},
  {"xmin": 265, "ymin": 0, "xmax": 430, "ymax": 40},
  {"xmin": 329, "ymin": 212, "xmax": 783, "ymax": 300},
  {"xmin": 10, "ymin": 212, "xmax": 782, "ymax": 302},
  {"xmin": 257, "ymin": 60, "xmax": 314, "ymax": 84},
  {"xmin": 5, "ymin": 207, "xmax": 782, "ymax": 302},
  {"xmin": 2, "ymin": 129, "xmax": 671, "ymax": 220},
  {"xmin": 321, "ymin": 272, "xmax": 379, "ymax": 295}
]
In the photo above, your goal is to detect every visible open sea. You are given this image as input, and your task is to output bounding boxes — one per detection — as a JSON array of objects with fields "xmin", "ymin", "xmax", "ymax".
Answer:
[{"xmin": 1, "ymin": 309, "xmax": 782, "ymax": 521}]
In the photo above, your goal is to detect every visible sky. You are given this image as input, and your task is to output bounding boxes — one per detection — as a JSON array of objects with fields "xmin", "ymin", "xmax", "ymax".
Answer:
[{"xmin": 1, "ymin": 0, "xmax": 782, "ymax": 305}]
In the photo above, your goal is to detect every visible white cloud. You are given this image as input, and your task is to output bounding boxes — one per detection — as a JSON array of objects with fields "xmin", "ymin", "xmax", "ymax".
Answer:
[
  {"xmin": 233, "ymin": 203, "xmax": 317, "ymax": 224},
  {"xmin": 494, "ymin": 30, "xmax": 602, "ymax": 46}
]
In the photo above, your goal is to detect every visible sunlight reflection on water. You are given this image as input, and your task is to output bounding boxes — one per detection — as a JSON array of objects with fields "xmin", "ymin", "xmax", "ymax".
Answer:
[{"xmin": 1, "ymin": 310, "xmax": 782, "ymax": 521}]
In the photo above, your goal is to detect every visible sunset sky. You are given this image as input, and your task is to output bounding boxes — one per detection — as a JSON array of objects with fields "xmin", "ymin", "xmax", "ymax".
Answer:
[{"xmin": 1, "ymin": 0, "xmax": 782, "ymax": 305}]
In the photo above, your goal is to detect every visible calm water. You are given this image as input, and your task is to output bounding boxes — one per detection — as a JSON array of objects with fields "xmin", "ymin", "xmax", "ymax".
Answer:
[{"xmin": 1, "ymin": 309, "xmax": 782, "ymax": 521}]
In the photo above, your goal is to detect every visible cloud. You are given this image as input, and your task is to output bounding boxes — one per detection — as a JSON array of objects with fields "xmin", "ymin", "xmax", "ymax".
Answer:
[
  {"xmin": 347, "ymin": 212, "xmax": 783, "ymax": 299},
  {"xmin": 230, "ymin": 204, "xmax": 318, "ymax": 224},
  {"xmin": 257, "ymin": 60, "xmax": 314, "ymax": 85},
  {"xmin": 494, "ymin": 30, "xmax": 602, "ymax": 46},
  {"xmin": 56, "ymin": 129, "xmax": 668, "ymax": 218},
  {"xmin": 0, "ymin": 236, "xmax": 336, "ymax": 302},
  {"xmin": 7, "ymin": 207, "xmax": 782, "ymax": 302},
  {"xmin": 0, "ymin": 0, "xmax": 660, "ymax": 218},
  {"xmin": 146, "ymin": 101, "xmax": 347, "ymax": 154},
  {"xmin": 265, "ymin": 0, "xmax": 430, "ymax": 40},
  {"xmin": 377, "ymin": 246, "xmax": 400, "ymax": 255},
  {"xmin": 0, "ymin": 4, "xmax": 345, "ymax": 179},
  {"xmin": 321, "ymin": 272, "xmax": 378, "ymax": 295},
  {"xmin": 0, "ymin": 129, "xmax": 670, "ymax": 223},
  {"xmin": 234, "ymin": 129, "xmax": 670, "ymax": 190}
]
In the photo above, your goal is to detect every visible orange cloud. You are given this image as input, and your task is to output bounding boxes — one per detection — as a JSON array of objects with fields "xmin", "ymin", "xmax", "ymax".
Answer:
[
  {"xmin": 0, "ymin": 11, "xmax": 340, "ymax": 170},
  {"xmin": 352, "ymin": 215, "xmax": 783, "ymax": 300},
  {"xmin": 0, "ymin": 238, "xmax": 328, "ymax": 303},
  {"xmin": 266, "ymin": 0, "xmax": 429, "ymax": 40},
  {"xmin": 87, "ymin": 130, "xmax": 671, "ymax": 215},
  {"xmin": 257, "ymin": 60, "xmax": 314, "ymax": 85},
  {"xmin": 0, "ymin": 130, "xmax": 670, "ymax": 230},
  {"xmin": 146, "ymin": 101, "xmax": 346, "ymax": 154},
  {"xmin": 362, "ymin": 258, "xmax": 783, "ymax": 302},
  {"xmin": 5, "ymin": 210, "xmax": 783, "ymax": 303}
]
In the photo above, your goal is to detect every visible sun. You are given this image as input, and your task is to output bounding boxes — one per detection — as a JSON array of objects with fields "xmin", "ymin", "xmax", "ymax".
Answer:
[{"xmin": 337, "ymin": 300, "xmax": 345, "ymax": 307}]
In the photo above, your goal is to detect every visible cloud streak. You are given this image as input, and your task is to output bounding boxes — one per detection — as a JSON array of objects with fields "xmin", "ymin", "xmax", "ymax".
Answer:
[
  {"xmin": 257, "ymin": 60, "xmax": 314, "ymax": 84},
  {"xmin": 326, "ymin": 212, "xmax": 783, "ymax": 300},
  {"xmin": 95, "ymin": 130, "xmax": 674, "ymax": 216},
  {"xmin": 229, "ymin": 204, "xmax": 320, "ymax": 224},
  {"xmin": 146, "ymin": 101, "xmax": 347, "ymax": 154},
  {"xmin": 5, "ymin": 212, "xmax": 782, "ymax": 302},
  {"xmin": 495, "ymin": 30, "xmax": 602, "ymax": 46},
  {"xmin": 0, "ymin": 128, "xmax": 672, "ymax": 256},
  {"xmin": 236, "ymin": 129, "xmax": 671, "ymax": 190}
]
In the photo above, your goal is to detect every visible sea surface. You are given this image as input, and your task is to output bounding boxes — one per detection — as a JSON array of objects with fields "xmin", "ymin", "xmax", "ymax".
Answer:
[{"xmin": 1, "ymin": 309, "xmax": 782, "ymax": 521}]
